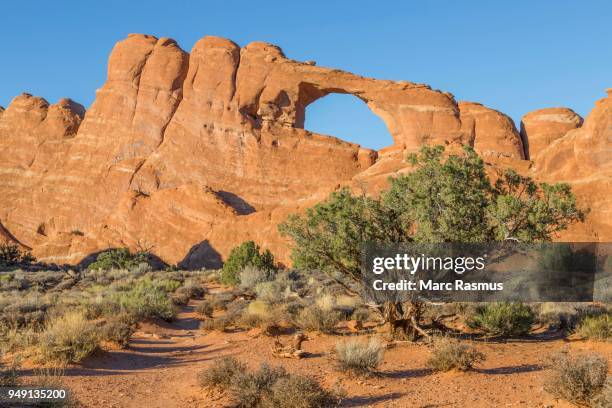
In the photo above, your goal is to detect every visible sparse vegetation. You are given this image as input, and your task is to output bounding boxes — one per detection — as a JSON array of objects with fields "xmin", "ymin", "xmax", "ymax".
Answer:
[
  {"xmin": 115, "ymin": 279, "xmax": 176, "ymax": 321},
  {"xmin": 427, "ymin": 336, "xmax": 485, "ymax": 372},
  {"xmin": 467, "ymin": 302, "xmax": 535, "ymax": 336},
  {"xmin": 38, "ymin": 312, "xmax": 99, "ymax": 364},
  {"xmin": 545, "ymin": 352, "xmax": 609, "ymax": 406},
  {"xmin": 335, "ymin": 337, "xmax": 384, "ymax": 376}
]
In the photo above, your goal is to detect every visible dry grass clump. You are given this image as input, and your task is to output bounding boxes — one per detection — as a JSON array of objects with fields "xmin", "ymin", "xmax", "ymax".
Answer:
[
  {"xmin": 575, "ymin": 313, "xmax": 611, "ymax": 341},
  {"xmin": 198, "ymin": 356, "xmax": 246, "ymax": 389},
  {"xmin": 239, "ymin": 265, "xmax": 276, "ymax": 290},
  {"xmin": 427, "ymin": 336, "xmax": 485, "ymax": 372},
  {"xmin": 38, "ymin": 312, "xmax": 99, "ymax": 364},
  {"xmin": 295, "ymin": 306, "xmax": 341, "ymax": 333},
  {"xmin": 545, "ymin": 352, "xmax": 609, "ymax": 406},
  {"xmin": 335, "ymin": 337, "xmax": 384, "ymax": 376}
]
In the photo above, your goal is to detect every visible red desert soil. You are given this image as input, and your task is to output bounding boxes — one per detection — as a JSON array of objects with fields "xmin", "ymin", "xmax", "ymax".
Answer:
[{"xmin": 27, "ymin": 301, "xmax": 610, "ymax": 408}]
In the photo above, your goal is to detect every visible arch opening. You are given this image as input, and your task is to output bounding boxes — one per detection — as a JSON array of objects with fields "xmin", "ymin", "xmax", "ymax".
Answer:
[{"xmin": 303, "ymin": 93, "xmax": 394, "ymax": 150}]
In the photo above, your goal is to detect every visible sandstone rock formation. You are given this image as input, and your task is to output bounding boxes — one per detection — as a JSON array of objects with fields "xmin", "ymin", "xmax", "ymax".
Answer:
[
  {"xmin": 0, "ymin": 34, "xmax": 609, "ymax": 266},
  {"xmin": 520, "ymin": 108, "xmax": 583, "ymax": 159}
]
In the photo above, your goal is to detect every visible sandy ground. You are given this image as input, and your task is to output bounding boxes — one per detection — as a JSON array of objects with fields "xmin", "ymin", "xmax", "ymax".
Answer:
[{"xmin": 18, "ymin": 301, "xmax": 611, "ymax": 408}]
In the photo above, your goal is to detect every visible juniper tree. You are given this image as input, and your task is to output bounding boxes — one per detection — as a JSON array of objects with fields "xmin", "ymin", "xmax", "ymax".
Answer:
[{"xmin": 279, "ymin": 145, "xmax": 585, "ymax": 339}]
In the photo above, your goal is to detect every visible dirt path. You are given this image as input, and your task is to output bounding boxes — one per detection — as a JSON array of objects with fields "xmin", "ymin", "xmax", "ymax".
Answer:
[{"xmin": 41, "ymin": 302, "xmax": 611, "ymax": 407}]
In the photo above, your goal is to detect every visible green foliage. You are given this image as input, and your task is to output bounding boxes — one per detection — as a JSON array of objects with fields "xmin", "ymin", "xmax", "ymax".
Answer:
[
  {"xmin": 576, "ymin": 313, "xmax": 611, "ymax": 341},
  {"xmin": 87, "ymin": 248, "xmax": 149, "ymax": 271},
  {"xmin": 221, "ymin": 241, "xmax": 276, "ymax": 286},
  {"xmin": 427, "ymin": 336, "xmax": 485, "ymax": 372},
  {"xmin": 279, "ymin": 145, "xmax": 585, "ymax": 287},
  {"xmin": 545, "ymin": 352, "xmax": 609, "ymax": 405},
  {"xmin": 114, "ymin": 280, "xmax": 175, "ymax": 321},
  {"xmin": 0, "ymin": 243, "xmax": 35, "ymax": 266},
  {"xmin": 467, "ymin": 302, "xmax": 535, "ymax": 336}
]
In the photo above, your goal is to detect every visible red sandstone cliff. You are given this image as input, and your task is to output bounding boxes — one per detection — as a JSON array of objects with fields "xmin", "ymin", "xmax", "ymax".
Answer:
[{"xmin": 0, "ymin": 34, "xmax": 609, "ymax": 266}]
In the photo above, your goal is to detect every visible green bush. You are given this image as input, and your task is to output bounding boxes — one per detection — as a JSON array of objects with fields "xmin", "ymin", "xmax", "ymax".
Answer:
[
  {"xmin": 0, "ymin": 243, "xmax": 35, "ymax": 266},
  {"xmin": 593, "ymin": 379, "xmax": 612, "ymax": 408},
  {"xmin": 221, "ymin": 241, "xmax": 276, "ymax": 286},
  {"xmin": 427, "ymin": 337, "xmax": 485, "ymax": 372},
  {"xmin": 576, "ymin": 313, "xmax": 611, "ymax": 341},
  {"xmin": 198, "ymin": 356, "xmax": 246, "ymax": 390},
  {"xmin": 545, "ymin": 352, "xmax": 608, "ymax": 405},
  {"xmin": 38, "ymin": 312, "xmax": 99, "ymax": 364},
  {"xmin": 335, "ymin": 337, "xmax": 384, "ymax": 376},
  {"xmin": 467, "ymin": 302, "xmax": 534, "ymax": 336},
  {"xmin": 87, "ymin": 248, "xmax": 148, "ymax": 271},
  {"xmin": 115, "ymin": 280, "xmax": 175, "ymax": 321}
]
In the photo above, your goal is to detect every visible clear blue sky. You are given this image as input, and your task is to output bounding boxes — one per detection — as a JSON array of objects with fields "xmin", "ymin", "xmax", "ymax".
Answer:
[{"xmin": 1, "ymin": 1, "xmax": 610, "ymax": 149}]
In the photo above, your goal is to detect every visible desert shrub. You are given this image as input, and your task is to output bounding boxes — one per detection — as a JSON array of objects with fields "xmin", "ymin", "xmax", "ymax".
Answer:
[
  {"xmin": 261, "ymin": 374, "xmax": 341, "ymax": 408},
  {"xmin": 87, "ymin": 248, "xmax": 148, "ymax": 271},
  {"xmin": 576, "ymin": 313, "xmax": 611, "ymax": 341},
  {"xmin": 153, "ymin": 278, "xmax": 181, "ymax": 293},
  {"xmin": 221, "ymin": 241, "xmax": 276, "ymax": 286},
  {"xmin": 255, "ymin": 281, "xmax": 286, "ymax": 304},
  {"xmin": 295, "ymin": 306, "xmax": 341, "ymax": 333},
  {"xmin": 100, "ymin": 314, "xmax": 135, "ymax": 347},
  {"xmin": 427, "ymin": 336, "xmax": 485, "ymax": 372},
  {"xmin": 467, "ymin": 302, "xmax": 534, "ymax": 336},
  {"xmin": 230, "ymin": 364, "xmax": 288, "ymax": 407},
  {"xmin": 239, "ymin": 265, "xmax": 276, "ymax": 290},
  {"xmin": 38, "ymin": 312, "xmax": 99, "ymax": 364},
  {"xmin": 201, "ymin": 317, "xmax": 231, "ymax": 332},
  {"xmin": 196, "ymin": 300, "xmax": 214, "ymax": 318},
  {"xmin": 592, "ymin": 379, "xmax": 612, "ymax": 408},
  {"xmin": 208, "ymin": 292, "xmax": 234, "ymax": 311},
  {"xmin": 0, "ymin": 243, "xmax": 35, "ymax": 266},
  {"xmin": 181, "ymin": 280, "xmax": 207, "ymax": 298},
  {"xmin": 198, "ymin": 356, "xmax": 246, "ymax": 390},
  {"xmin": 115, "ymin": 280, "xmax": 175, "ymax": 321},
  {"xmin": 335, "ymin": 337, "xmax": 384, "ymax": 376},
  {"xmin": 545, "ymin": 352, "xmax": 608, "ymax": 405}
]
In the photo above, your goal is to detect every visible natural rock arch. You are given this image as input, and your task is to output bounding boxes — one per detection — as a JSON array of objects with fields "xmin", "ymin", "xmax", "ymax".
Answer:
[{"xmin": 301, "ymin": 91, "xmax": 395, "ymax": 149}]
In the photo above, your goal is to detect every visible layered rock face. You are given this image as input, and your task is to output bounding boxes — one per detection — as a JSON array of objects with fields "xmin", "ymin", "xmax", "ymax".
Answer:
[{"xmin": 0, "ymin": 34, "xmax": 609, "ymax": 266}]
